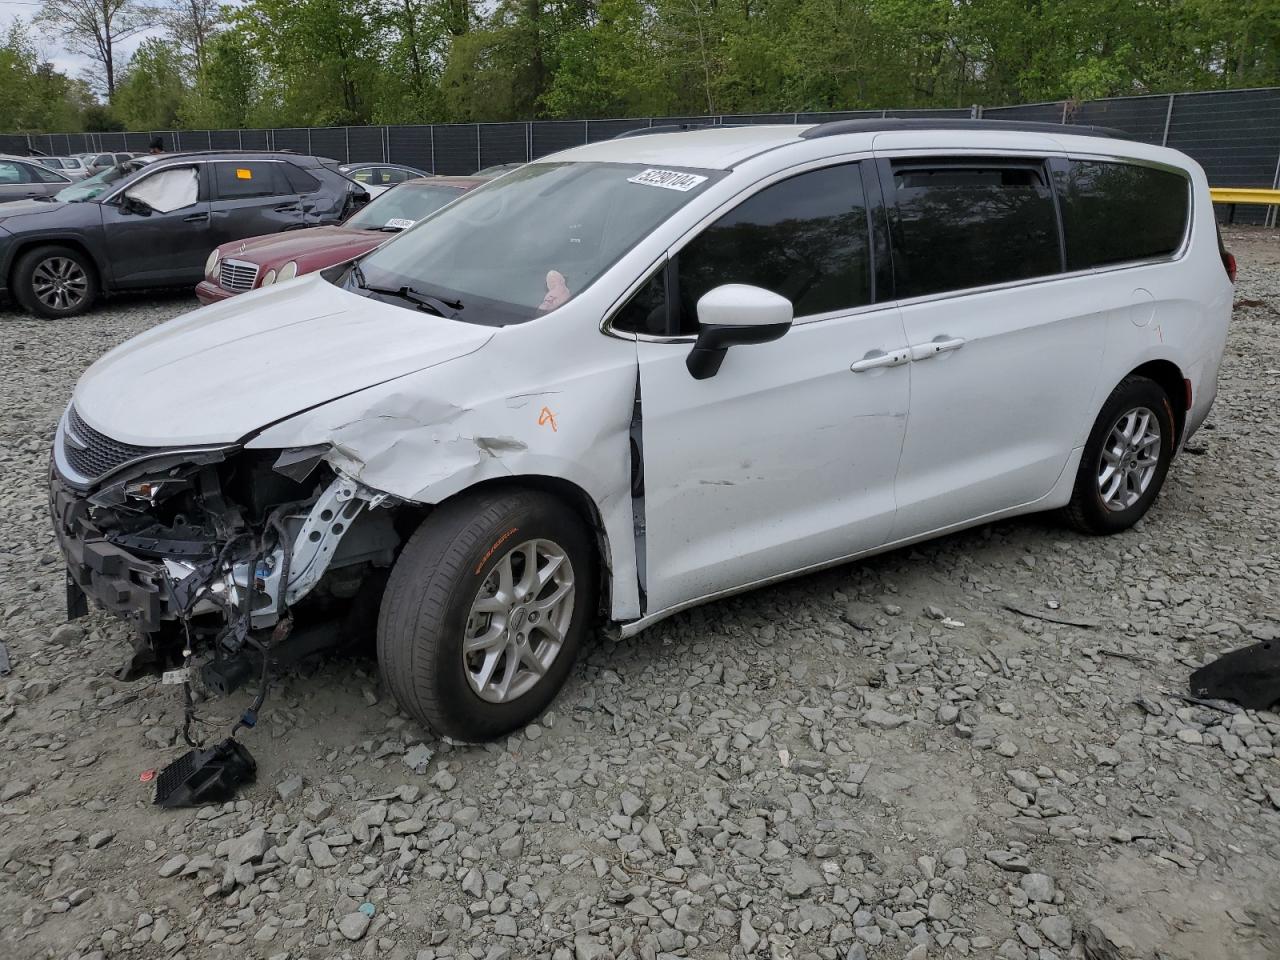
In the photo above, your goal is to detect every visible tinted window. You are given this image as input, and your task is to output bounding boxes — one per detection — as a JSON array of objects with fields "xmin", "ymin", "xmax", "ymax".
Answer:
[
  {"xmin": 283, "ymin": 163, "xmax": 321, "ymax": 194},
  {"xmin": 0, "ymin": 160, "xmax": 33, "ymax": 184},
  {"xmin": 1055, "ymin": 160, "xmax": 1189, "ymax": 270},
  {"xmin": 889, "ymin": 162, "xmax": 1059, "ymax": 298},
  {"xmin": 676, "ymin": 163, "xmax": 870, "ymax": 333},
  {"xmin": 613, "ymin": 267, "xmax": 669, "ymax": 336},
  {"xmin": 29, "ymin": 163, "xmax": 67, "ymax": 184},
  {"xmin": 213, "ymin": 161, "xmax": 291, "ymax": 199}
]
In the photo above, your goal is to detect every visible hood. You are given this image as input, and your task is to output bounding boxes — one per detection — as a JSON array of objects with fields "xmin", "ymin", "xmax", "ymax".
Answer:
[
  {"xmin": 73, "ymin": 273, "xmax": 495, "ymax": 447},
  {"xmin": 0, "ymin": 198, "xmax": 70, "ymax": 221},
  {"xmin": 221, "ymin": 224, "xmax": 383, "ymax": 265}
]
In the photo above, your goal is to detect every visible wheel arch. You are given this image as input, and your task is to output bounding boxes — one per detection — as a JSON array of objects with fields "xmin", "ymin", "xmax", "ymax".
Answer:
[
  {"xmin": 426, "ymin": 474, "xmax": 615, "ymax": 623},
  {"xmin": 1126, "ymin": 358, "xmax": 1188, "ymax": 441},
  {"xmin": 8, "ymin": 236, "xmax": 106, "ymax": 293}
]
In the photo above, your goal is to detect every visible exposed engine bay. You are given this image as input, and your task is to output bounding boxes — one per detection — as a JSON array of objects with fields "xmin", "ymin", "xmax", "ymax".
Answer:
[{"xmin": 51, "ymin": 422, "xmax": 407, "ymax": 690}]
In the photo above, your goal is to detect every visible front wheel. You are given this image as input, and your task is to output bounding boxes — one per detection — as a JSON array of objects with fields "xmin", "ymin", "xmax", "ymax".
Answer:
[
  {"xmin": 13, "ymin": 244, "xmax": 98, "ymax": 318},
  {"xmin": 1063, "ymin": 375, "xmax": 1176, "ymax": 534},
  {"xmin": 377, "ymin": 488, "xmax": 597, "ymax": 741}
]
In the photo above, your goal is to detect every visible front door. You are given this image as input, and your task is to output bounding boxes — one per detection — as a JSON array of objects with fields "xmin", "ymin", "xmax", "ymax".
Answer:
[
  {"xmin": 879, "ymin": 154, "xmax": 1106, "ymax": 541},
  {"xmin": 101, "ymin": 163, "xmax": 212, "ymax": 288},
  {"xmin": 634, "ymin": 161, "xmax": 911, "ymax": 615}
]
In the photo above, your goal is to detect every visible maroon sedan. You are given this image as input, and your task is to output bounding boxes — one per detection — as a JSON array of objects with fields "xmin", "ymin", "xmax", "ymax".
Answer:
[{"xmin": 195, "ymin": 176, "xmax": 489, "ymax": 304}]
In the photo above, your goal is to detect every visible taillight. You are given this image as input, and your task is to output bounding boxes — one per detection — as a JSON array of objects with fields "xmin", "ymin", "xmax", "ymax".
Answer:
[{"xmin": 1222, "ymin": 250, "xmax": 1237, "ymax": 284}]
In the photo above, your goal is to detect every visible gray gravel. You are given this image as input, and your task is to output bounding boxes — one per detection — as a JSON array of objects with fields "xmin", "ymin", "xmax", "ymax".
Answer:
[{"xmin": 2, "ymin": 235, "xmax": 1280, "ymax": 960}]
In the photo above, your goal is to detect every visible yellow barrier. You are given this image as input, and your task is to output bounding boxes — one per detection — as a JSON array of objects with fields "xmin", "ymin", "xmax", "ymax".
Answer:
[{"xmin": 1211, "ymin": 187, "xmax": 1280, "ymax": 205}]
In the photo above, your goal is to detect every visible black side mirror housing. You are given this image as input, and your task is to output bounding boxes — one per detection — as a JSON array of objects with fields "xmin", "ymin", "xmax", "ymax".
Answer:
[
  {"xmin": 685, "ymin": 284, "xmax": 794, "ymax": 380},
  {"xmin": 120, "ymin": 195, "xmax": 152, "ymax": 216}
]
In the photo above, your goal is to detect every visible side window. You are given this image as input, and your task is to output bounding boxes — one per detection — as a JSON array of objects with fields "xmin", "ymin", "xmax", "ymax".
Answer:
[
  {"xmin": 213, "ymin": 161, "xmax": 290, "ymax": 199},
  {"xmin": 94, "ymin": 154, "xmax": 112, "ymax": 167},
  {"xmin": 283, "ymin": 163, "xmax": 321, "ymax": 194},
  {"xmin": 1055, "ymin": 160, "xmax": 1189, "ymax": 270},
  {"xmin": 889, "ymin": 161, "xmax": 1060, "ymax": 299},
  {"xmin": 124, "ymin": 166, "xmax": 199, "ymax": 213},
  {"xmin": 0, "ymin": 161, "xmax": 33, "ymax": 184},
  {"xmin": 675, "ymin": 163, "xmax": 870, "ymax": 334},
  {"xmin": 612, "ymin": 267, "xmax": 669, "ymax": 336},
  {"xmin": 384, "ymin": 168, "xmax": 411, "ymax": 184},
  {"xmin": 28, "ymin": 162, "xmax": 66, "ymax": 184}
]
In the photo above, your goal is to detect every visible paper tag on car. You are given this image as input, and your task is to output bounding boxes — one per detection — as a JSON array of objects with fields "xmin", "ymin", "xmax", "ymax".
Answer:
[
  {"xmin": 161, "ymin": 668, "xmax": 190, "ymax": 685},
  {"xmin": 385, "ymin": 218, "xmax": 415, "ymax": 229},
  {"xmin": 627, "ymin": 169, "xmax": 708, "ymax": 192}
]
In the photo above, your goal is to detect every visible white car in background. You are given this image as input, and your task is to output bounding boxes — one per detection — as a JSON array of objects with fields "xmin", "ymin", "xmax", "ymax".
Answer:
[{"xmin": 51, "ymin": 121, "xmax": 1232, "ymax": 741}]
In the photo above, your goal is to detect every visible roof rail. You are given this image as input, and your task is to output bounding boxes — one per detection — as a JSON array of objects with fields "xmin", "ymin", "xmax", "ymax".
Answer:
[
  {"xmin": 613, "ymin": 122, "xmax": 741, "ymax": 139},
  {"xmin": 799, "ymin": 118, "xmax": 1127, "ymax": 140}
]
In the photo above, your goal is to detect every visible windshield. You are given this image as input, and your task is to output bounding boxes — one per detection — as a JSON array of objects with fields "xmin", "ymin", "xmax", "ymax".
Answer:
[
  {"xmin": 55, "ymin": 160, "xmax": 146, "ymax": 202},
  {"xmin": 345, "ymin": 182, "xmax": 468, "ymax": 232},
  {"xmin": 351, "ymin": 161, "xmax": 721, "ymax": 325}
]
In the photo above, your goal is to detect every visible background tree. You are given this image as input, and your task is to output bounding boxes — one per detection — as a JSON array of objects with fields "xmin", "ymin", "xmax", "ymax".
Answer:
[
  {"xmin": 36, "ymin": 0, "xmax": 152, "ymax": 100},
  {"xmin": 161, "ymin": 0, "xmax": 222, "ymax": 78}
]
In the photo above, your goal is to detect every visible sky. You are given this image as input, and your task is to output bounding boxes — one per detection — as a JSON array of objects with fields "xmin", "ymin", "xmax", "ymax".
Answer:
[{"xmin": 0, "ymin": 0, "xmax": 169, "ymax": 93}]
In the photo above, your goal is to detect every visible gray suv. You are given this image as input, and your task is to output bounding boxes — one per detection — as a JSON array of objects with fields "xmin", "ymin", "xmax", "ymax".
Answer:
[{"xmin": 0, "ymin": 151, "xmax": 369, "ymax": 317}]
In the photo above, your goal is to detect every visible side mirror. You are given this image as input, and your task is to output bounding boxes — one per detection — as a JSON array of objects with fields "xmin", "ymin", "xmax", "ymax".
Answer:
[
  {"xmin": 686, "ymin": 284, "xmax": 793, "ymax": 380},
  {"xmin": 120, "ymin": 194, "xmax": 152, "ymax": 216}
]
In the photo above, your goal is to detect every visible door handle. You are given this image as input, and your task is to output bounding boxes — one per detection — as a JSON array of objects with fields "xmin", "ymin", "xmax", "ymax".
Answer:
[
  {"xmin": 849, "ymin": 348, "xmax": 910, "ymax": 373},
  {"xmin": 183, "ymin": 212, "xmax": 209, "ymax": 223},
  {"xmin": 274, "ymin": 203, "xmax": 301, "ymax": 212},
  {"xmin": 909, "ymin": 337, "xmax": 966, "ymax": 361}
]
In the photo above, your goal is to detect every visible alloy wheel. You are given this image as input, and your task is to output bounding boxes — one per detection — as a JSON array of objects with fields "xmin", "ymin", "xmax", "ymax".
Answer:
[
  {"xmin": 462, "ymin": 538, "xmax": 575, "ymax": 703},
  {"xmin": 31, "ymin": 257, "xmax": 89, "ymax": 312},
  {"xmin": 1097, "ymin": 406, "xmax": 1161, "ymax": 511}
]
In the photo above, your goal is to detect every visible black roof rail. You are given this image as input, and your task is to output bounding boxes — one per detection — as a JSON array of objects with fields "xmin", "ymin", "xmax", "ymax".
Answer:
[
  {"xmin": 799, "ymin": 118, "xmax": 1128, "ymax": 140},
  {"xmin": 613, "ymin": 122, "xmax": 743, "ymax": 139}
]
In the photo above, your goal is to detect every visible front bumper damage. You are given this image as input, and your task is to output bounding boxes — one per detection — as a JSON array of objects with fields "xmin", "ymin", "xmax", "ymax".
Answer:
[{"xmin": 50, "ymin": 408, "xmax": 401, "ymax": 672}]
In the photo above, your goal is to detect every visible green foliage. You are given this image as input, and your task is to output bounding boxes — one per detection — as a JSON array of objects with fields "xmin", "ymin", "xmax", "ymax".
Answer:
[
  {"xmin": 0, "ymin": 22, "xmax": 92, "ymax": 133},
  {"xmin": 6, "ymin": 0, "xmax": 1280, "ymax": 131},
  {"xmin": 113, "ymin": 38, "xmax": 187, "ymax": 130}
]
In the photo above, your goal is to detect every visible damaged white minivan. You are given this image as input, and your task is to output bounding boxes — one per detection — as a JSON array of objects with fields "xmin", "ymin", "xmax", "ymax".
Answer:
[{"xmin": 52, "ymin": 120, "xmax": 1233, "ymax": 740}]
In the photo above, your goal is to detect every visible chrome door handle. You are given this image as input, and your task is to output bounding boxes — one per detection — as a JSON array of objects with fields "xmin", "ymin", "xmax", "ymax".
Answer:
[
  {"xmin": 850, "ymin": 348, "xmax": 910, "ymax": 373},
  {"xmin": 909, "ymin": 337, "xmax": 966, "ymax": 361}
]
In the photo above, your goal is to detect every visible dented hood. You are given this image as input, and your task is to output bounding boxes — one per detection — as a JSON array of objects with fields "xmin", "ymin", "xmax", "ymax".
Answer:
[{"xmin": 73, "ymin": 274, "xmax": 495, "ymax": 447}]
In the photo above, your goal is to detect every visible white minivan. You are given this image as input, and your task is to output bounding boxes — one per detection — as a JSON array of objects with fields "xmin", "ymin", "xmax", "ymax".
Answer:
[{"xmin": 51, "ymin": 120, "xmax": 1234, "ymax": 739}]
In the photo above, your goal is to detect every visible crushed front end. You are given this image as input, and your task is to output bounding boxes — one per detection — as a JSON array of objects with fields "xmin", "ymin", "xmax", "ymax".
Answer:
[{"xmin": 50, "ymin": 403, "xmax": 402, "ymax": 683}]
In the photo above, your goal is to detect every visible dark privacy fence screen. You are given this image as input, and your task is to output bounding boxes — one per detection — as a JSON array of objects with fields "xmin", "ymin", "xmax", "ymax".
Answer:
[{"xmin": 3, "ymin": 87, "xmax": 1277, "ymax": 223}]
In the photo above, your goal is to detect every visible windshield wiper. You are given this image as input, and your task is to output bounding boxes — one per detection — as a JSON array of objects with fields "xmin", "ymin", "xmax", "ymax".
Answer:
[{"xmin": 350, "ymin": 264, "xmax": 462, "ymax": 316}]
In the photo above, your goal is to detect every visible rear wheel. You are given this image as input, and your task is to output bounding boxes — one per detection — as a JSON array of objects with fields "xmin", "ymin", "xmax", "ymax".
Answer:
[
  {"xmin": 1064, "ymin": 375, "xmax": 1176, "ymax": 534},
  {"xmin": 377, "ymin": 488, "xmax": 596, "ymax": 741},
  {"xmin": 13, "ymin": 244, "xmax": 97, "ymax": 318}
]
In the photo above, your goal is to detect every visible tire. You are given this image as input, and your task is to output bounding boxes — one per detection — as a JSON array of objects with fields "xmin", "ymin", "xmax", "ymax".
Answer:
[
  {"xmin": 12, "ymin": 244, "xmax": 98, "ymax": 318},
  {"xmin": 1063, "ymin": 375, "xmax": 1177, "ymax": 535},
  {"xmin": 377, "ymin": 487, "xmax": 597, "ymax": 741}
]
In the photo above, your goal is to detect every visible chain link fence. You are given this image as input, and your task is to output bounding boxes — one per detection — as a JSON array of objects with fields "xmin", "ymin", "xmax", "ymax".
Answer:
[{"xmin": 3, "ymin": 87, "xmax": 1277, "ymax": 223}]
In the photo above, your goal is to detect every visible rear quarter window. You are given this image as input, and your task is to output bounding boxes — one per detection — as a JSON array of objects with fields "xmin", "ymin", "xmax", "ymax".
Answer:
[{"xmin": 1054, "ymin": 160, "xmax": 1190, "ymax": 270}]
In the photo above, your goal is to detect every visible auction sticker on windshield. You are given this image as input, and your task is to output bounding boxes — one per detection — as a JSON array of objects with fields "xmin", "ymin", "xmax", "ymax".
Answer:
[
  {"xmin": 627, "ymin": 169, "xmax": 709, "ymax": 192},
  {"xmin": 386, "ymin": 218, "xmax": 415, "ymax": 229}
]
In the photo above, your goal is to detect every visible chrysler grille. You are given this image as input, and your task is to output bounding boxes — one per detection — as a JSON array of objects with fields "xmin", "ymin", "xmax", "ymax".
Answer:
[
  {"xmin": 63, "ymin": 406, "xmax": 158, "ymax": 481},
  {"xmin": 219, "ymin": 259, "xmax": 259, "ymax": 291}
]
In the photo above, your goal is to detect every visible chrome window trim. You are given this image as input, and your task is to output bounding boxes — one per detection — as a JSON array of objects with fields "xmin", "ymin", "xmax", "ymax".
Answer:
[
  {"xmin": 598, "ymin": 143, "xmax": 1199, "ymax": 342},
  {"xmin": 102, "ymin": 158, "xmax": 207, "ymax": 205}
]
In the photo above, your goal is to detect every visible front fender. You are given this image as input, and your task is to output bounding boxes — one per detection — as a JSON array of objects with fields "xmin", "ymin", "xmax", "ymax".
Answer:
[{"xmin": 247, "ymin": 347, "xmax": 642, "ymax": 619}]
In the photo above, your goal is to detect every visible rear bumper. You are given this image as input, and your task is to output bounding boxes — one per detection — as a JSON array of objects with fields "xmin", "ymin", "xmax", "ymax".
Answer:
[
  {"xmin": 194, "ymin": 280, "xmax": 238, "ymax": 305},
  {"xmin": 49, "ymin": 470, "xmax": 172, "ymax": 632}
]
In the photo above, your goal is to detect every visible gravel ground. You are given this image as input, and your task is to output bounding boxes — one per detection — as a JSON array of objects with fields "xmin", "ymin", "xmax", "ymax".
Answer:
[{"xmin": 1, "ymin": 233, "xmax": 1279, "ymax": 960}]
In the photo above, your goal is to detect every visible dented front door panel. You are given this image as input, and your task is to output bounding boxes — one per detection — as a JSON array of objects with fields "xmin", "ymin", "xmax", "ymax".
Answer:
[{"xmin": 636, "ymin": 306, "xmax": 910, "ymax": 615}]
